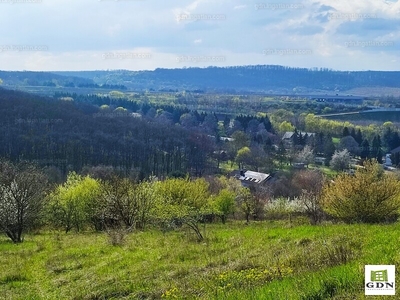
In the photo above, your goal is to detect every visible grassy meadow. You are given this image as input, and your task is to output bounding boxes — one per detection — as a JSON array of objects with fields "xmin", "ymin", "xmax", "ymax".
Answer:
[{"xmin": 1, "ymin": 221, "xmax": 399, "ymax": 299}]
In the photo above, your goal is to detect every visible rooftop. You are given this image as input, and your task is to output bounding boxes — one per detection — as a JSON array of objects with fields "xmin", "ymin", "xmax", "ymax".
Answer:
[
  {"xmin": 239, "ymin": 170, "xmax": 271, "ymax": 184},
  {"xmin": 282, "ymin": 131, "xmax": 315, "ymax": 140}
]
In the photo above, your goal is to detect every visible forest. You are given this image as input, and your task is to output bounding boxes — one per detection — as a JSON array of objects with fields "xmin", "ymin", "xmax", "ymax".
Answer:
[
  {"xmin": 2, "ymin": 66, "xmax": 400, "ymax": 94},
  {"xmin": 53, "ymin": 65, "xmax": 400, "ymax": 93},
  {"xmin": 2, "ymin": 84, "xmax": 400, "ymax": 298},
  {"xmin": 0, "ymin": 88, "xmax": 219, "ymax": 179},
  {"xmin": 3, "ymin": 86, "xmax": 400, "ymax": 181}
]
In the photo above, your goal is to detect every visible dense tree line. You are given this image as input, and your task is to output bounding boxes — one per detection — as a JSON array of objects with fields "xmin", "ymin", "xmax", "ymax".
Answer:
[
  {"xmin": 0, "ymin": 88, "xmax": 218, "ymax": 178},
  {"xmin": 0, "ymin": 88, "xmax": 285, "ymax": 181},
  {"xmin": 52, "ymin": 67, "xmax": 400, "ymax": 93},
  {"xmin": 0, "ymin": 71, "xmax": 92, "ymax": 87},
  {"xmin": 76, "ymin": 83, "xmax": 127, "ymax": 90}
]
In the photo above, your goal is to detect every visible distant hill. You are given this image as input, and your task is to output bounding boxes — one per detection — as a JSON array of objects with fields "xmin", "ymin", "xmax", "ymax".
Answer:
[
  {"xmin": 0, "ymin": 71, "xmax": 128, "ymax": 96},
  {"xmin": 0, "ymin": 70, "xmax": 94, "ymax": 87},
  {"xmin": 52, "ymin": 65, "xmax": 400, "ymax": 94}
]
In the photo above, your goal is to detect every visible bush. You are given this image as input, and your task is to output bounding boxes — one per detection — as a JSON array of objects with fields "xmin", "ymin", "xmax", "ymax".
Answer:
[
  {"xmin": 287, "ymin": 235, "xmax": 361, "ymax": 271},
  {"xmin": 292, "ymin": 170, "xmax": 325, "ymax": 224},
  {"xmin": 106, "ymin": 227, "xmax": 129, "ymax": 246},
  {"xmin": 264, "ymin": 198, "xmax": 302, "ymax": 220},
  {"xmin": 321, "ymin": 160, "xmax": 400, "ymax": 223}
]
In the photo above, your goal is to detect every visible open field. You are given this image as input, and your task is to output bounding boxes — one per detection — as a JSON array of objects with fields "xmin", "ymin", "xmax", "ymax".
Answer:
[
  {"xmin": 322, "ymin": 110, "xmax": 400, "ymax": 123},
  {"xmin": 1, "ymin": 221, "xmax": 399, "ymax": 299}
]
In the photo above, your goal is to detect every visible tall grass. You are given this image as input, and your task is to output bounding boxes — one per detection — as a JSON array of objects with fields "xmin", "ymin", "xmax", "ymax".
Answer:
[{"xmin": 0, "ymin": 221, "xmax": 399, "ymax": 299}]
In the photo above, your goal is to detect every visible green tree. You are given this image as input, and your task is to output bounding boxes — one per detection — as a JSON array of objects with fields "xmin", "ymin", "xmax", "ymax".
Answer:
[
  {"xmin": 236, "ymin": 187, "xmax": 257, "ymax": 223},
  {"xmin": 48, "ymin": 172, "xmax": 101, "ymax": 233},
  {"xmin": 202, "ymin": 114, "xmax": 218, "ymax": 135},
  {"xmin": 355, "ymin": 129, "xmax": 363, "ymax": 145},
  {"xmin": 231, "ymin": 131, "xmax": 250, "ymax": 149},
  {"xmin": 114, "ymin": 107, "xmax": 128, "ymax": 113},
  {"xmin": 322, "ymin": 160, "xmax": 400, "ymax": 223},
  {"xmin": 371, "ymin": 135, "xmax": 383, "ymax": 163},
  {"xmin": 269, "ymin": 109, "xmax": 295, "ymax": 129},
  {"xmin": 342, "ymin": 127, "xmax": 350, "ymax": 137},
  {"xmin": 180, "ymin": 113, "xmax": 198, "ymax": 128},
  {"xmin": 278, "ymin": 121, "xmax": 295, "ymax": 134},
  {"xmin": 360, "ymin": 139, "xmax": 370, "ymax": 159},
  {"xmin": 323, "ymin": 135, "xmax": 335, "ymax": 166},
  {"xmin": 153, "ymin": 178, "xmax": 211, "ymax": 241},
  {"xmin": 212, "ymin": 189, "xmax": 235, "ymax": 224},
  {"xmin": 227, "ymin": 131, "xmax": 250, "ymax": 164},
  {"xmin": 235, "ymin": 147, "xmax": 252, "ymax": 169},
  {"xmin": 223, "ymin": 115, "xmax": 230, "ymax": 131},
  {"xmin": 350, "ymin": 127, "xmax": 356, "ymax": 140},
  {"xmin": 134, "ymin": 180, "xmax": 157, "ymax": 230},
  {"xmin": 109, "ymin": 91, "xmax": 125, "ymax": 98},
  {"xmin": 99, "ymin": 104, "xmax": 111, "ymax": 112}
]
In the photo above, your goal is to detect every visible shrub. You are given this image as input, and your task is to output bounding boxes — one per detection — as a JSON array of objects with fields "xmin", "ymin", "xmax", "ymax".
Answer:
[
  {"xmin": 292, "ymin": 170, "xmax": 325, "ymax": 224},
  {"xmin": 212, "ymin": 188, "xmax": 235, "ymax": 224},
  {"xmin": 287, "ymin": 235, "xmax": 361, "ymax": 271},
  {"xmin": 321, "ymin": 160, "xmax": 400, "ymax": 223},
  {"xmin": 106, "ymin": 227, "xmax": 129, "ymax": 246},
  {"xmin": 264, "ymin": 198, "xmax": 302, "ymax": 220}
]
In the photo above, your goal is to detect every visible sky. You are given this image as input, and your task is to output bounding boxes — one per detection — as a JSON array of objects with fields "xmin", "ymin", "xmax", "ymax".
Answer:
[{"xmin": 0, "ymin": 0, "xmax": 399, "ymax": 71}]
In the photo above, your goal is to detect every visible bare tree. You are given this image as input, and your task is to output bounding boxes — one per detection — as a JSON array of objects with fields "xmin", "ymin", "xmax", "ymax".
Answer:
[
  {"xmin": 98, "ymin": 177, "xmax": 136, "ymax": 229},
  {"xmin": 0, "ymin": 161, "xmax": 48, "ymax": 243},
  {"xmin": 97, "ymin": 176, "xmax": 155, "ymax": 231},
  {"xmin": 292, "ymin": 169, "xmax": 325, "ymax": 224}
]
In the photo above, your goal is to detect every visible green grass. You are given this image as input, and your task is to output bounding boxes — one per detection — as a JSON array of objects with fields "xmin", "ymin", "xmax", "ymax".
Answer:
[
  {"xmin": 1, "ymin": 221, "xmax": 400, "ymax": 299},
  {"xmin": 219, "ymin": 161, "xmax": 236, "ymax": 173},
  {"xmin": 332, "ymin": 137, "xmax": 340, "ymax": 145},
  {"xmin": 309, "ymin": 164, "xmax": 338, "ymax": 178}
]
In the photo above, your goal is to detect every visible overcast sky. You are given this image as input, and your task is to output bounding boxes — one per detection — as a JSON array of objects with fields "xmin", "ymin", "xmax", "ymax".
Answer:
[{"xmin": 0, "ymin": 0, "xmax": 399, "ymax": 71}]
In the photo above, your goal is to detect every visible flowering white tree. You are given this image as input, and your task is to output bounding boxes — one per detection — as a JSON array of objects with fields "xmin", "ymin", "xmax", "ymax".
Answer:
[
  {"xmin": 295, "ymin": 145, "xmax": 314, "ymax": 166},
  {"xmin": 0, "ymin": 162, "xmax": 48, "ymax": 243},
  {"xmin": 330, "ymin": 149, "xmax": 351, "ymax": 171}
]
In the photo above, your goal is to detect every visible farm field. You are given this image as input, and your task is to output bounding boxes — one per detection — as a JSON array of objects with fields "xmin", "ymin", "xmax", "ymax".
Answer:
[
  {"xmin": 323, "ymin": 110, "xmax": 400, "ymax": 123},
  {"xmin": 1, "ymin": 221, "xmax": 399, "ymax": 299}
]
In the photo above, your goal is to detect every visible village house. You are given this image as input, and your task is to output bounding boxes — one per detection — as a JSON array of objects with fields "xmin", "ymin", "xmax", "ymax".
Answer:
[
  {"xmin": 282, "ymin": 131, "xmax": 315, "ymax": 148},
  {"xmin": 233, "ymin": 170, "xmax": 273, "ymax": 188}
]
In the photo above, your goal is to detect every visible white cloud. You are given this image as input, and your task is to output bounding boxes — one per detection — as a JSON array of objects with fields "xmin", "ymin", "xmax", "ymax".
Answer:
[{"xmin": 0, "ymin": 0, "xmax": 398, "ymax": 71}]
